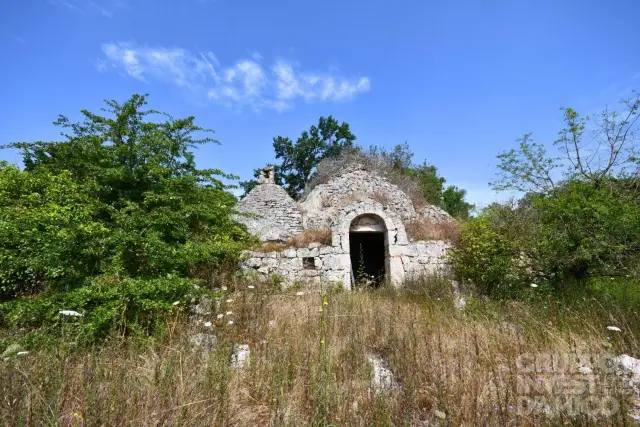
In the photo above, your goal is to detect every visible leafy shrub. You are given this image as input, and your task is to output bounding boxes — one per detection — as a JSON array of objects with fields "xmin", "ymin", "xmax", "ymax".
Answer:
[
  {"xmin": 0, "ymin": 276, "xmax": 209, "ymax": 342},
  {"xmin": 450, "ymin": 180, "xmax": 640, "ymax": 297},
  {"xmin": 449, "ymin": 214, "xmax": 522, "ymax": 296},
  {"xmin": 0, "ymin": 166, "xmax": 107, "ymax": 299},
  {"xmin": 0, "ymin": 94, "xmax": 251, "ymax": 302}
]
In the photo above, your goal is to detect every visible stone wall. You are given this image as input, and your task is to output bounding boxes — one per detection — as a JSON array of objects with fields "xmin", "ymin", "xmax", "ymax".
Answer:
[
  {"xmin": 239, "ymin": 240, "xmax": 451, "ymax": 289},
  {"xmin": 236, "ymin": 166, "xmax": 454, "ymax": 289},
  {"xmin": 235, "ymin": 183, "xmax": 303, "ymax": 241},
  {"xmin": 300, "ymin": 168, "xmax": 417, "ymax": 229}
]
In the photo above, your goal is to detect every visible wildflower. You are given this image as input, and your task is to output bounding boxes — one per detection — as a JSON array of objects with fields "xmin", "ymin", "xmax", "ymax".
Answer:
[
  {"xmin": 295, "ymin": 291, "xmax": 305, "ymax": 296},
  {"xmin": 320, "ymin": 339, "xmax": 325, "ymax": 344},
  {"xmin": 16, "ymin": 351, "xmax": 28, "ymax": 356},
  {"xmin": 59, "ymin": 310, "xmax": 83, "ymax": 317},
  {"xmin": 225, "ymin": 299, "xmax": 234, "ymax": 303},
  {"xmin": 607, "ymin": 326, "xmax": 622, "ymax": 332},
  {"xmin": 268, "ymin": 320, "xmax": 276, "ymax": 328},
  {"xmin": 323, "ymin": 300, "xmax": 328, "ymax": 306},
  {"xmin": 203, "ymin": 321, "xmax": 212, "ymax": 328},
  {"xmin": 221, "ymin": 286, "xmax": 228, "ymax": 291},
  {"xmin": 537, "ymin": 377, "xmax": 543, "ymax": 383},
  {"xmin": 73, "ymin": 412, "xmax": 82, "ymax": 419},
  {"xmin": 578, "ymin": 366, "xmax": 593, "ymax": 375},
  {"xmin": 227, "ymin": 320, "xmax": 234, "ymax": 325},
  {"xmin": 216, "ymin": 314, "xmax": 224, "ymax": 319},
  {"xmin": 226, "ymin": 311, "xmax": 233, "ymax": 316},
  {"xmin": 248, "ymin": 285, "xmax": 255, "ymax": 289},
  {"xmin": 508, "ymin": 404, "xmax": 515, "ymax": 410},
  {"xmin": 435, "ymin": 410, "xmax": 446, "ymax": 419},
  {"xmin": 172, "ymin": 301, "xmax": 180, "ymax": 306},
  {"xmin": 319, "ymin": 308, "xmax": 323, "ymax": 313},
  {"xmin": 530, "ymin": 284, "xmax": 538, "ymax": 288}
]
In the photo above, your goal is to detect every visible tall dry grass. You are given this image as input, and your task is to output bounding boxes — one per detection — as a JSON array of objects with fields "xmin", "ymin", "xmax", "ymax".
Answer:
[
  {"xmin": 257, "ymin": 228, "xmax": 332, "ymax": 252},
  {"xmin": 405, "ymin": 217, "xmax": 460, "ymax": 243},
  {"xmin": 1, "ymin": 281, "xmax": 638, "ymax": 426}
]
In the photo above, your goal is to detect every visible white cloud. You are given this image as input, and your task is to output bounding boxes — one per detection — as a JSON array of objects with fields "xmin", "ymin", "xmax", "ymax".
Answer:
[
  {"xmin": 10, "ymin": 34, "xmax": 28, "ymax": 45},
  {"xmin": 99, "ymin": 42, "xmax": 371, "ymax": 112},
  {"xmin": 49, "ymin": 0, "xmax": 115, "ymax": 18}
]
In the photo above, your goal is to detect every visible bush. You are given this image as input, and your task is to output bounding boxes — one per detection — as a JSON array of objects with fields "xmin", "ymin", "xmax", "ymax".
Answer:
[
  {"xmin": 0, "ymin": 166, "xmax": 107, "ymax": 299},
  {"xmin": 0, "ymin": 94, "xmax": 251, "ymax": 301},
  {"xmin": 450, "ymin": 180, "xmax": 640, "ymax": 298},
  {"xmin": 449, "ymin": 214, "xmax": 524, "ymax": 296},
  {"xmin": 1, "ymin": 276, "xmax": 209, "ymax": 343}
]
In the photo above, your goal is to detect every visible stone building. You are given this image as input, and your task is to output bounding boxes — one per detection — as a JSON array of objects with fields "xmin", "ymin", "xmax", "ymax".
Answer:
[{"xmin": 235, "ymin": 164, "xmax": 453, "ymax": 289}]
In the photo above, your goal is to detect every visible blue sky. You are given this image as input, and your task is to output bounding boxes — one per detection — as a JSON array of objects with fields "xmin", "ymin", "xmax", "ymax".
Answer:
[{"xmin": 1, "ymin": 0, "xmax": 639, "ymax": 207}]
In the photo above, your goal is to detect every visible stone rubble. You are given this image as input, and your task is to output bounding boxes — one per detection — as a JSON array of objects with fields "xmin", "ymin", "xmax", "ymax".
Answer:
[
  {"xmin": 230, "ymin": 344, "xmax": 250, "ymax": 368},
  {"xmin": 367, "ymin": 354, "xmax": 397, "ymax": 392}
]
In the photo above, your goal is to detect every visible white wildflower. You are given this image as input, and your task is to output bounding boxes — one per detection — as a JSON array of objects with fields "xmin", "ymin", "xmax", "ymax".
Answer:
[
  {"xmin": 607, "ymin": 326, "xmax": 622, "ymax": 332},
  {"xmin": 578, "ymin": 366, "xmax": 593, "ymax": 375},
  {"xmin": 221, "ymin": 286, "xmax": 228, "ymax": 291},
  {"xmin": 16, "ymin": 351, "xmax": 29, "ymax": 356},
  {"xmin": 226, "ymin": 311, "xmax": 233, "ymax": 316},
  {"xmin": 435, "ymin": 410, "xmax": 446, "ymax": 419},
  {"xmin": 59, "ymin": 310, "xmax": 83, "ymax": 317},
  {"xmin": 227, "ymin": 320, "xmax": 234, "ymax": 325},
  {"xmin": 203, "ymin": 321, "xmax": 212, "ymax": 328},
  {"xmin": 248, "ymin": 285, "xmax": 255, "ymax": 289},
  {"xmin": 225, "ymin": 299, "xmax": 234, "ymax": 303},
  {"xmin": 530, "ymin": 284, "xmax": 538, "ymax": 288},
  {"xmin": 295, "ymin": 291, "xmax": 305, "ymax": 296},
  {"xmin": 172, "ymin": 301, "xmax": 180, "ymax": 306},
  {"xmin": 216, "ymin": 314, "xmax": 224, "ymax": 319}
]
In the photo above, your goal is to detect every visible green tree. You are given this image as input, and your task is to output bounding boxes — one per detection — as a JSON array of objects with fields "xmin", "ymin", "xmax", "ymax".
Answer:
[
  {"xmin": 441, "ymin": 185, "xmax": 475, "ymax": 220},
  {"xmin": 273, "ymin": 116, "xmax": 356, "ymax": 198},
  {"xmin": 492, "ymin": 91, "xmax": 640, "ymax": 193},
  {"xmin": 1, "ymin": 94, "xmax": 251, "ymax": 298},
  {"xmin": 455, "ymin": 90, "xmax": 640, "ymax": 294}
]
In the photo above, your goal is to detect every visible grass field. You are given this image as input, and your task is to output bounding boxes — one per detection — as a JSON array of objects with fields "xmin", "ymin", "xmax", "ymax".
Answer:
[{"xmin": 2, "ymin": 280, "xmax": 639, "ymax": 426}]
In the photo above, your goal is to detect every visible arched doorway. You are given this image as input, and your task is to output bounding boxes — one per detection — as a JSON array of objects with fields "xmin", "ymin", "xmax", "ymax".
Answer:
[{"xmin": 349, "ymin": 214, "xmax": 387, "ymax": 286}]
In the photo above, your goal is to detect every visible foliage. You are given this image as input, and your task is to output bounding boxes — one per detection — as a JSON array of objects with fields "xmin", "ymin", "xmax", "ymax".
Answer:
[
  {"xmin": 492, "ymin": 91, "xmax": 640, "ymax": 193},
  {"xmin": 1, "ymin": 276, "xmax": 208, "ymax": 342},
  {"xmin": 242, "ymin": 116, "xmax": 356, "ymax": 199},
  {"xmin": 454, "ymin": 91, "xmax": 640, "ymax": 297},
  {"xmin": 2, "ymin": 286, "xmax": 638, "ymax": 426},
  {"xmin": 0, "ymin": 165, "xmax": 107, "ymax": 299},
  {"xmin": 532, "ymin": 179, "xmax": 640, "ymax": 281},
  {"xmin": 0, "ymin": 94, "xmax": 250, "ymax": 310},
  {"xmin": 449, "ymin": 212, "xmax": 523, "ymax": 296},
  {"xmin": 441, "ymin": 185, "xmax": 474, "ymax": 220}
]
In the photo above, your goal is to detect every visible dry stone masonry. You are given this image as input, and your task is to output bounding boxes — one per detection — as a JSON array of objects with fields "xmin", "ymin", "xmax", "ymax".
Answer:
[{"xmin": 235, "ymin": 163, "xmax": 454, "ymax": 289}]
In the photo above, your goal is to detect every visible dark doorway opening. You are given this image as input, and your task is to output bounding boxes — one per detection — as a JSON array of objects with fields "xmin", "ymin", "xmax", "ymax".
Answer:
[{"xmin": 349, "ymin": 232, "xmax": 386, "ymax": 286}]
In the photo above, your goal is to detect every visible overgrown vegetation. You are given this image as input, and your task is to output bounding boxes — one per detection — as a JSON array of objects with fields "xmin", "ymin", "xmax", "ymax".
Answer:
[
  {"xmin": 2, "ymin": 281, "xmax": 638, "ymax": 426},
  {"xmin": 404, "ymin": 217, "xmax": 460, "ymax": 243},
  {"xmin": 256, "ymin": 228, "xmax": 332, "ymax": 252},
  {"xmin": 450, "ymin": 90, "xmax": 640, "ymax": 299},
  {"xmin": 241, "ymin": 119, "xmax": 475, "ymax": 218},
  {"xmin": 0, "ymin": 94, "xmax": 251, "ymax": 340}
]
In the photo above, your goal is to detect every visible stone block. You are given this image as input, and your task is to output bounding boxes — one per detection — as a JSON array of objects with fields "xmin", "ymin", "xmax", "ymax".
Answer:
[
  {"xmin": 244, "ymin": 258, "xmax": 261, "ymax": 268},
  {"xmin": 319, "ymin": 246, "xmax": 333, "ymax": 255},
  {"xmin": 388, "ymin": 257, "xmax": 405, "ymax": 287},
  {"xmin": 323, "ymin": 254, "xmax": 351, "ymax": 270},
  {"xmin": 283, "ymin": 248, "xmax": 297, "ymax": 258},
  {"xmin": 388, "ymin": 245, "xmax": 416, "ymax": 257}
]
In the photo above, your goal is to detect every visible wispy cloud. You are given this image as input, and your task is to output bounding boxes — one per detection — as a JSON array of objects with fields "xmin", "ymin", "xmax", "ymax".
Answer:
[
  {"xmin": 49, "ymin": 0, "xmax": 114, "ymax": 18},
  {"xmin": 99, "ymin": 42, "xmax": 371, "ymax": 112},
  {"xmin": 10, "ymin": 34, "xmax": 28, "ymax": 45}
]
